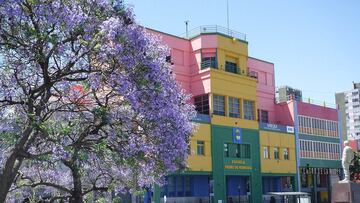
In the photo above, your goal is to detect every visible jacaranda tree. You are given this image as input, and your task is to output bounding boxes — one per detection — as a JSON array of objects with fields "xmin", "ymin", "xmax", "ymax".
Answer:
[{"xmin": 0, "ymin": 0, "xmax": 195, "ymax": 202}]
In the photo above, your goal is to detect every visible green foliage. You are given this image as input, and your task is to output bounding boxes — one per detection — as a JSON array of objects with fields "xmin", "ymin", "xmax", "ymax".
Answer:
[
  {"xmin": 112, "ymin": 197, "xmax": 122, "ymax": 203},
  {"xmin": 95, "ymin": 197, "xmax": 106, "ymax": 203},
  {"xmin": 0, "ymin": 132, "xmax": 18, "ymax": 145},
  {"xmin": 350, "ymin": 152, "xmax": 360, "ymax": 181},
  {"xmin": 95, "ymin": 139, "xmax": 108, "ymax": 153}
]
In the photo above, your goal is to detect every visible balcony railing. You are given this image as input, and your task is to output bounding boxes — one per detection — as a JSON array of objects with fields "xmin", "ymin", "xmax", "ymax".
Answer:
[
  {"xmin": 201, "ymin": 59, "xmax": 217, "ymax": 69},
  {"xmin": 275, "ymin": 95, "xmax": 336, "ymax": 108},
  {"xmin": 192, "ymin": 113, "xmax": 211, "ymax": 123},
  {"xmin": 200, "ymin": 61, "xmax": 257, "ymax": 80},
  {"xmin": 248, "ymin": 70, "xmax": 258, "ymax": 79},
  {"xmin": 182, "ymin": 25, "xmax": 247, "ymax": 41}
]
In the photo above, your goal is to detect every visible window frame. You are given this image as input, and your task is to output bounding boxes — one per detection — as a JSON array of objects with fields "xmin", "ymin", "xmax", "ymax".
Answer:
[
  {"xmin": 243, "ymin": 100, "xmax": 255, "ymax": 120},
  {"xmin": 264, "ymin": 146, "xmax": 270, "ymax": 159},
  {"xmin": 260, "ymin": 110, "xmax": 269, "ymax": 123},
  {"xmin": 194, "ymin": 94, "xmax": 209, "ymax": 115},
  {"xmin": 213, "ymin": 95, "xmax": 226, "ymax": 116},
  {"xmin": 228, "ymin": 97, "xmax": 241, "ymax": 118},
  {"xmin": 196, "ymin": 140, "xmax": 205, "ymax": 156},
  {"xmin": 283, "ymin": 148, "xmax": 289, "ymax": 160},
  {"xmin": 224, "ymin": 143, "xmax": 229, "ymax": 157},
  {"xmin": 274, "ymin": 147, "xmax": 280, "ymax": 160}
]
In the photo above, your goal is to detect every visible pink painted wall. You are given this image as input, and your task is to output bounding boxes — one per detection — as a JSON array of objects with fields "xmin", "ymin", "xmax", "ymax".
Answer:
[
  {"xmin": 275, "ymin": 101, "xmax": 295, "ymax": 126},
  {"xmin": 248, "ymin": 57, "xmax": 276, "ymax": 123},
  {"xmin": 297, "ymin": 101, "xmax": 338, "ymax": 121},
  {"xmin": 190, "ymin": 35, "xmax": 218, "ymax": 75},
  {"xmin": 147, "ymin": 29, "xmax": 213, "ymax": 98}
]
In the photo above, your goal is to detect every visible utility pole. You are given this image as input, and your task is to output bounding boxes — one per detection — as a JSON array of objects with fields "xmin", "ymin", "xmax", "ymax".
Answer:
[{"xmin": 227, "ymin": 0, "xmax": 229, "ymax": 34}]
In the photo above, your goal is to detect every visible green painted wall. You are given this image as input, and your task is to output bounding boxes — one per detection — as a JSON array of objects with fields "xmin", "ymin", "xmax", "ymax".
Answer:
[
  {"xmin": 300, "ymin": 158, "xmax": 341, "ymax": 168},
  {"xmin": 299, "ymin": 133, "xmax": 340, "ymax": 143},
  {"xmin": 211, "ymin": 125, "xmax": 261, "ymax": 203}
]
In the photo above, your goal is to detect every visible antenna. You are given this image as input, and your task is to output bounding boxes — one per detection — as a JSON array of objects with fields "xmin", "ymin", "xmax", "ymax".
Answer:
[
  {"xmin": 227, "ymin": 0, "xmax": 229, "ymax": 34},
  {"xmin": 185, "ymin": 20, "xmax": 189, "ymax": 38}
]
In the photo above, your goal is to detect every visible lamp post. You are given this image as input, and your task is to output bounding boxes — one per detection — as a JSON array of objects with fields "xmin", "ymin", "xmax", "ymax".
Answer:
[{"xmin": 237, "ymin": 185, "xmax": 241, "ymax": 203}]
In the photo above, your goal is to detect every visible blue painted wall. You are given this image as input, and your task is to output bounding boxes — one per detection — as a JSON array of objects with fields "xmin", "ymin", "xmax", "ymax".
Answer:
[
  {"xmin": 262, "ymin": 177, "xmax": 281, "ymax": 193},
  {"xmin": 162, "ymin": 175, "xmax": 209, "ymax": 197},
  {"xmin": 192, "ymin": 175, "xmax": 210, "ymax": 196},
  {"xmin": 226, "ymin": 176, "xmax": 249, "ymax": 196}
]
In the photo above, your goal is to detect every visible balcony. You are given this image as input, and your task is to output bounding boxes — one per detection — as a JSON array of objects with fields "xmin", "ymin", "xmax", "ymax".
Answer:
[
  {"xmin": 201, "ymin": 58, "xmax": 217, "ymax": 69},
  {"xmin": 192, "ymin": 113, "xmax": 211, "ymax": 123},
  {"xmin": 225, "ymin": 61, "xmax": 239, "ymax": 74},
  {"xmin": 201, "ymin": 59, "xmax": 257, "ymax": 80},
  {"xmin": 182, "ymin": 25, "xmax": 247, "ymax": 41},
  {"xmin": 247, "ymin": 70, "xmax": 258, "ymax": 79}
]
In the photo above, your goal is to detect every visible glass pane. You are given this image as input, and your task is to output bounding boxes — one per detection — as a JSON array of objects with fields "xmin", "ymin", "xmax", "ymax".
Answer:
[{"xmin": 214, "ymin": 95, "xmax": 225, "ymax": 116}]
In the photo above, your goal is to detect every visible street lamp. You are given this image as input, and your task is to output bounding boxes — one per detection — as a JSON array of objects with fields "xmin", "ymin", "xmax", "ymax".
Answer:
[{"xmin": 238, "ymin": 185, "xmax": 241, "ymax": 203}]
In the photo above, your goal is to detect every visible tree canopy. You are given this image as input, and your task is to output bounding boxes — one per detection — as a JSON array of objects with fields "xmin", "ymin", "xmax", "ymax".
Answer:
[{"xmin": 0, "ymin": 0, "xmax": 195, "ymax": 202}]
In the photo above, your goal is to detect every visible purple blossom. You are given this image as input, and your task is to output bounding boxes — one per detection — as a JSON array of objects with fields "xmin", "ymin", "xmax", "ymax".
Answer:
[{"xmin": 0, "ymin": 0, "xmax": 195, "ymax": 200}]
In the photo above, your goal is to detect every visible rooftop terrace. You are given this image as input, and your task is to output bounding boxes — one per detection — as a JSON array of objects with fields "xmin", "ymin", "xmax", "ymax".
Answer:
[{"xmin": 181, "ymin": 25, "xmax": 247, "ymax": 41}]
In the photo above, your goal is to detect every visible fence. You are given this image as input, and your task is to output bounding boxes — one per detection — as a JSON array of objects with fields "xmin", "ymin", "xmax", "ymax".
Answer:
[{"xmin": 182, "ymin": 25, "xmax": 247, "ymax": 41}]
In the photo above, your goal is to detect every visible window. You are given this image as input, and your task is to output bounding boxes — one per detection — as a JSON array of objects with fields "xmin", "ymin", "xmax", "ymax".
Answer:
[
  {"xmin": 201, "ymin": 56, "xmax": 217, "ymax": 69},
  {"xmin": 197, "ymin": 141, "xmax": 205, "ymax": 155},
  {"xmin": 238, "ymin": 144, "xmax": 251, "ymax": 158},
  {"xmin": 284, "ymin": 148, "xmax": 289, "ymax": 160},
  {"xmin": 244, "ymin": 100, "xmax": 255, "ymax": 120},
  {"xmin": 213, "ymin": 95, "xmax": 225, "ymax": 116},
  {"xmin": 263, "ymin": 146, "xmax": 270, "ymax": 159},
  {"xmin": 260, "ymin": 110, "xmax": 269, "ymax": 123},
  {"xmin": 194, "ymin": 95, "xmax": 209, "ymax": 115},
  {"xmin": 236, "ymin": 144, "xmax": 240, "ymax": 158},
  {"xmin": 184, "ymin": 176, "xmax": 191, "ymax": 196},
  {"xmin": 224, "ymin": 143, "xmax": 229, "ymax": 157},
  {"xmin": 353, "ymin": 98, "xmax": 359, "ymax": 103},
  {"xmin": 167, "ymin": 176, "xmax": 175, "ymax": 196},
  {"xmin": 274, "ymin": 147, "xmax": 280, "ymax": 160},
  {"xmin": 301, "ymin": 173, "xmax": 308, "ymax": 188},
  {"xmin": 225, "ymin": 61, "xmax": 238, "ymax": 73},
  {"xmin": 176, "ymin": 176, "xmax": 183, "ymax": 196},
  {"xmin": 229, "ymin": 97, "xmax": 240, "ymax": 118}
]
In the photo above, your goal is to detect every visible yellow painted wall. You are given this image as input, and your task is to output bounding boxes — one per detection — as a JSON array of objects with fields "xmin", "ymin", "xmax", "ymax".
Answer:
[
  {"xmin": 260, "ymin": 130, "xmax": 297, "ymax": 173},
  {"xmin": 187, "ymin": 123, "xmax": 212, "ymax": 171},
  {"xmin": 210, "ymin": 69, "xmax": 258, "ymax": 129},
  {"xmin": 216, "ymin": 35, "xmax": 248, "ymax": 75}
]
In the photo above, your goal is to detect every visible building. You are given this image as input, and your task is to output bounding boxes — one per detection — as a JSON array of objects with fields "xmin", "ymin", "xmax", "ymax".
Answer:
[
  {"xmin": 336, "ymin": 82, "xmax": 360, "ymax": 140},
  {"xmin": 276, "ymin": 86, "xmax": 303, "ymax": 103},
  {"xmin": 275, "ymin": 99, "xmax": 342, "ymax": 203},
  {"xmin": 348, "ymin": 139, "xmax": 360, "ymax": 152},
  {"xmin": 248, "ymin": 58, "xmax": 298, "ymax": 202},
  {"xmin": 146, "ymin": 25, "xmax": 341, "ymax": 203},
  {"xmin": 149, "ymin": 25, "xmax": 261, "ymax": 203}
]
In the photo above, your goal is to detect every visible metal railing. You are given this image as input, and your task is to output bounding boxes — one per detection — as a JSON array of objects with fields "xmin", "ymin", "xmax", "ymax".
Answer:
[
  {"xmin": 275, "ymin": 95, "xmax": 336, "ymax": 108},
  {"xmin": 247, "ymin": 70, "xmax": 258, "ymax": 79},
  {"xmin": 201, "ymin": 59, "xmax": 218, "ymax": 69},
  {"xmin": 200, "ymin": 61, "xmax": 257, "ymax": 80},
  {"xmin": 182, "ymin": 25, "xmax": 247, "ymax": 41}
]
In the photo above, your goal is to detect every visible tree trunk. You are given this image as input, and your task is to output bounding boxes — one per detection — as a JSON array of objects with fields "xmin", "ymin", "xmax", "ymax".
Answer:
[
  {"xmin": 0, "ymin": 154, "xmax": 25, "ymax": 203},
  {"xmin": 0, "ymin": 126, "xmax": 33, "ymax": 203},
  {"xmin": 69, "ymin": 153, "xmax": 84, "ymax": 203}
]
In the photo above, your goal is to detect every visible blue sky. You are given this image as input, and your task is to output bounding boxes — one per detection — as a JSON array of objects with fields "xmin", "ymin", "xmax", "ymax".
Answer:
[{"xmin": 126, "ymin": 0, "xmax": 360, "ymax": 104}]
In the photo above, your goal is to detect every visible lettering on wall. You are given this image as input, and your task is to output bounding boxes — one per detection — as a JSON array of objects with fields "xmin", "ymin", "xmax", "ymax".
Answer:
[
  {"xmin": 224, "ymin": 159, "xmax": 252, "ymax": 170},
  {"xmin": 259, "ymin": 122, "xmax": 294, "ymax": 134}
]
